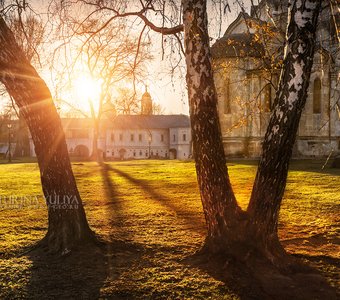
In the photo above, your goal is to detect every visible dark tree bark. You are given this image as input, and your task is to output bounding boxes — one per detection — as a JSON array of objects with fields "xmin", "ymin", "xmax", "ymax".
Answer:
[
  {"xmin": 182, "ymin": 0, "xmax": 245, "ymax": 254},
  {"xmin": 182, "ymin": 0, "xmax": 322, "ymax": 261},
  {"xmin": 247, "ymin": 0, "xmax": 322, "ymax": 259},
  {"xmin": 0, "ymin": 17, "xmax": 95, "ymax": 254},
  {"xmin": 14, "ymin": 111, "xmax": 30, "ymax": 157}
]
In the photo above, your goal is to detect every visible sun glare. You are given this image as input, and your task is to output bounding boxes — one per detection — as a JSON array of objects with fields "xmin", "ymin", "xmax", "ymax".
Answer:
[{"xmin": 73, "ymin": 75, "xmax": 101, "ymax": 103}]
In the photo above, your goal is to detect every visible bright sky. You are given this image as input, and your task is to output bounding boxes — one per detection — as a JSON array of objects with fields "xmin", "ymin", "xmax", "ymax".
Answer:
[{"xmin": 1, "ymin": 0, "xmax": 254, "ymax": 116}]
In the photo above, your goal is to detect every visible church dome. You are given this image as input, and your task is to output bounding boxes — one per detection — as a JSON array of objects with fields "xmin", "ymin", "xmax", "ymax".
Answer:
[
  {"xmin": 142, "ymin": 91, "xmax": 151, "ymax": 99},
  {"xmin": 141, "ymin": 87, "xmax": 153, "ymax": 115}
]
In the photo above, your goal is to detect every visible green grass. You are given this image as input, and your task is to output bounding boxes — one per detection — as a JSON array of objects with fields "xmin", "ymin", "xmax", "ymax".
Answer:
[{"xmin": 0, "ymin": 160, "xmax": 339, "ymax": 299}]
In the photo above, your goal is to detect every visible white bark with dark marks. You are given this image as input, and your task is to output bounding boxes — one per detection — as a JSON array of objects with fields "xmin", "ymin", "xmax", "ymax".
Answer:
[
  {"xmin": 182, "ymin": 0, "xmax": 321, "ymax": 260},
  {"xmin": 182, "ymin": 0, "xmax": 244, "ymax": 252},
  {"xmin": 247, "ymin": 0, "xmax": 322, "ymax": 253}
]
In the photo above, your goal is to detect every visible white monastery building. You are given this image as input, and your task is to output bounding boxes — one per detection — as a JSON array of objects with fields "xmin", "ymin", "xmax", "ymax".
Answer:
[{"xmin": 29, "ymin": 90, "xmax": 192, "ymax": 160}]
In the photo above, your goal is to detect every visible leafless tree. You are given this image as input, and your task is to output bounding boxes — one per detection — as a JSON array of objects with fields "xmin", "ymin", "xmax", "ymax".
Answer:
[{"xmin": 53, "ymin": 19, "xmax": 151, "ymax": 160}]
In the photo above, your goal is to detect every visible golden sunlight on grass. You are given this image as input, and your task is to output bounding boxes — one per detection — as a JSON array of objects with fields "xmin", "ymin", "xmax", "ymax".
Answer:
[{"xmin": 0, "ymin": 160, "xmax": 338, "ymax": 298}]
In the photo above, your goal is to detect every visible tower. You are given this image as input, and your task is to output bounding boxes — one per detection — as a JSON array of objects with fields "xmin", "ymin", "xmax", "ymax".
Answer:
[{"xmin": 141, "ymin": 86, "xmax": 153, "ymax": 115}]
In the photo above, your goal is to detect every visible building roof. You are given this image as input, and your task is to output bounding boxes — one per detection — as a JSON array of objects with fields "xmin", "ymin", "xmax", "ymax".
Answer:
[
  {"xmin": 211, "ymin": 12, "xmax": 266, "ymax": 59},
  {"xmin": 108, "ymin": 114, "xmax": 190, "ymax": 130},
  {"xmin": 61, "ymin": 118, "xmax": 94, "ymax": 128},
  {"xmin": 58, "ymin": 115, "xmax": 191, "ymax": 130}
]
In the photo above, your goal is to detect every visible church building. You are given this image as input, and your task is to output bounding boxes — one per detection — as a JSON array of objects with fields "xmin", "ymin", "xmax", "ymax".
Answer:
[
  {"xmin": 211, "ymin": 0, "xmax": 340, "ymax": 157},
  {"xmin": 28, "ymin": 90, "xmax": 192, "ymax": 160}
]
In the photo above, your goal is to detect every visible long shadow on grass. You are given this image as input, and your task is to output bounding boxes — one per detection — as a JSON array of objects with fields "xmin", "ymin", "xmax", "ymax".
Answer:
[
  {"xmin": 23, "ymin": 239, "xmax": 145, "ymax": 299},
  {"xmin": 24, "ymin": 245, "xmax": 107, "ymax": 299},
  {"xmin": 184, "ymin": 251, "xmax": 338, "ymax": 300},
  {"xmin": 99, "ymin": 162, "xmax": 148, "ymax": 281},
  {"xmin": 99, "ymin": 162, "xmax": 159, "ymax": 242},
  {"xmin": 20, "ymin": 163, "xmax": 145, "ymax": 299},
  {"xmin": 106, "ymin": 164, "xmax": 205, "ymax": 234},
  {"xmin": 288, "ymin": 159, "xmax": 340, "ymax": 176},
  {"xmin": 99, "ymin": 161, "xmax": 132, "ymax": 240},
  {"xmin": 293, "ymin": 253, "xmax": 340, "ymax": 293}
]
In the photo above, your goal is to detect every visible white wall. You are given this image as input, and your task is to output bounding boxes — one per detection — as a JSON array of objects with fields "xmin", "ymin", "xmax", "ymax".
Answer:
[
  {"xmin": 29, "ymin": 123, "xmax": 192, "ymax": 160},
  {"xmin": 105, "ymin": 128, "xmax": 170, "ymax": 159},
  {"xmin": 169, "ymin": 127, "xmax": 192, "ymax": 159}
]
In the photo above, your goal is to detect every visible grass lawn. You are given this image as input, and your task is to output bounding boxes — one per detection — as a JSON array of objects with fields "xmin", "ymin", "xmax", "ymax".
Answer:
[{"xmin": 0, "ymin": 160, "xmax": 339, "ymax": 299}]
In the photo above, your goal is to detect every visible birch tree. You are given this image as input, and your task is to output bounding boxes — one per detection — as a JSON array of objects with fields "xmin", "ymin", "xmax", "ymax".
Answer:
[{"xmin": 183, "ymin": 0, "xmax": 322, "ymax": 263}]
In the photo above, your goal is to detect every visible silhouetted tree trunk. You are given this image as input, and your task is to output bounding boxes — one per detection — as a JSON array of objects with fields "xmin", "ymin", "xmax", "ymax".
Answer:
[
  {"xmin": 14, "ymin": 111, "xmax": 30, "ymax": 157},
  {"xmin": 183, "ymin": 0, "xmax": 321, "ymax": 261},
  {"xmin": 0, "ymin": 17, "xmax": 95, "ymax": 254}
]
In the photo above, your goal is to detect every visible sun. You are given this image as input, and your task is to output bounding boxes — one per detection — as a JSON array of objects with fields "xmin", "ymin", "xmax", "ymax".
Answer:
[{"xmin": 73, "ymin": 75, "xmax": 101, "ymax": 103}]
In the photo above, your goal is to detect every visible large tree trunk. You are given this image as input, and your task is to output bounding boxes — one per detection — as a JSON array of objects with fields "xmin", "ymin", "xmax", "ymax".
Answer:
[
  {"xmin": 0, "ymin": 17, "xmax": 95, "ymax": 254},
  {"xmin": 247, "ymin": 0, "xmax": 322, "ymax": 260},
  {"xmin": 182, "ymin": 0, "xmax": 321, "ymax": 261},
  {"xmin": 182, "ymin": 0, "xmax": 245, "ymax": 254},
  {"xmin": 14, "ymin": 111, "xmax": 30, "ymax": 157}
]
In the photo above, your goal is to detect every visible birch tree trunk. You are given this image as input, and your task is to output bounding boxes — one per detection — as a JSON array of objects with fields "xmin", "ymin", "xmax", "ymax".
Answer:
[
  {"xmin": 182, "ymin": 0, "xmax": 245, "ymax": 254},
  {"xmin": 247, "ymin": 0, "xmax": 322, "ymax": 258},
  {"xmin": 182, "ymin": 0, "xmax": 321, "ymax": 261},
  {"xmin": 0, "ymin": 17, "xmax": 95, "ymax": 254}
]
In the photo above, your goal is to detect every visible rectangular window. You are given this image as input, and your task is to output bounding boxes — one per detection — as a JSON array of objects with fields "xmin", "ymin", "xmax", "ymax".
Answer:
[
  {"xmin": 119, "ymin": 133, "xmax": 123, "ymax": 141},
  {"xmin": 264, "ymin": 84, "xmax": 272, "ymax": 112},
  {"xmin": 173, "ymin": 134, "xmax": 176, "ymax": 142},
  {"xmin": 313, "ymin": 78, "xmax": 321, "ymax": 114},
  {"xmin": 139, "ymin": 134, "xmax": 142, "ymax": 142},
  {"xmin": 224, "ymin": 78, "xmax": 231, "ymax": 114},
  {"xmin": 161, "ymin": 134, "xmax": 164, "ymax": 142},
  {"xmin": 337, "ymin": 104, "xmax": 340, "ymax": 121},
  {"xmin": 130, "ymin": 134, "xmax": 134, "ymax": 142},
  {"xmin": 183, "ymin": 134, "xmax": 186, "ymax": 142}
]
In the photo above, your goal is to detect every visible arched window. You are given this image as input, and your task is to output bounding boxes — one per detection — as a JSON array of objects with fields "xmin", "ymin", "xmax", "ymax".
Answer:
[
  {"xmin": 224, "ymin": 78, "xmax": 231, "ymax": 114},
  {"xmin": 264, "ymin": 84, "xmax": 272, "ymax": 112},
  {"xmin": 313, "ymin": 78, "xmax": 321, "ymax": 114}
]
